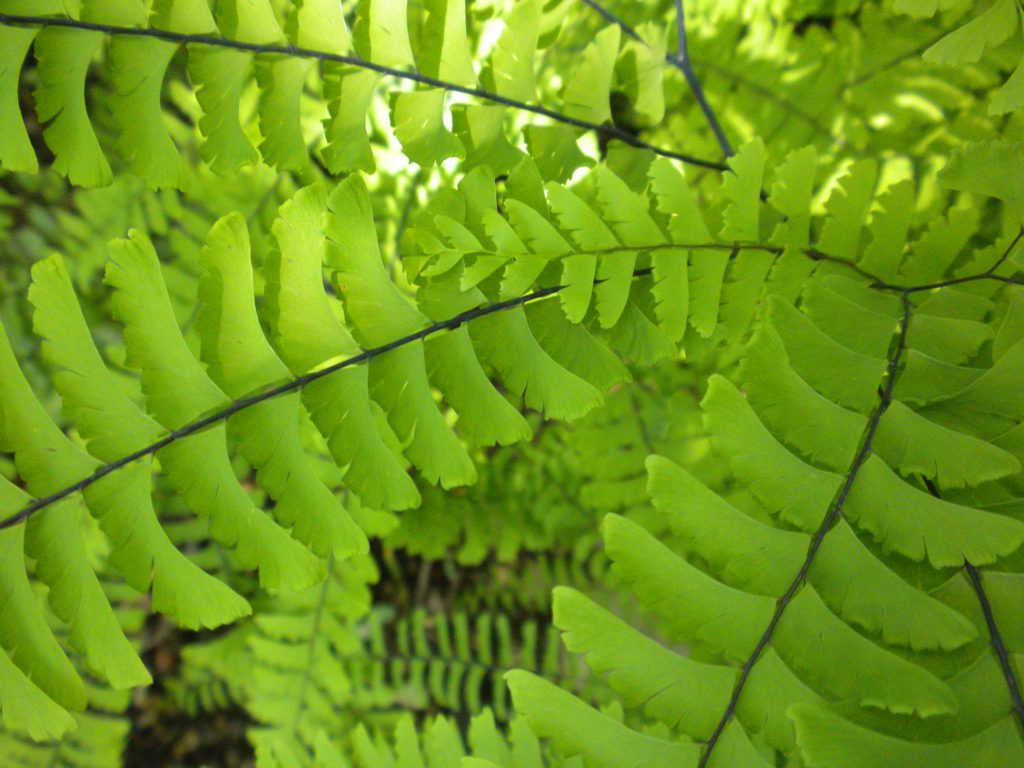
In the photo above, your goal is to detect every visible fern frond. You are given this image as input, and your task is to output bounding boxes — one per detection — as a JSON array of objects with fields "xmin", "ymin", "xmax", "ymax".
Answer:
[
  {"xmin": 0, "ymin": 569, "xmax": 140, "ymax": 764},
  {"xmin": 0, "ymin": 321, "xmax": 151, "ymax": 693},
  {"xmin": 30, "ymin": 254, "xmax": 253, "ymax": 626},
  {"xmin": 176, "ymin": 544, "xmax": 602, "ymax": 765},
  {"xmin": 0, "ymin": 0, "xmax": 724, "ymax": 189},
  {"xmin": 6, "ymin": 2, "xmax": 1024, "ymax": 764},
  {"xmin": 0, "ymin": 164, "xmax": 673, "ymax": 737},
  {"xmin": 351, "ymin": 607, "xmax": 604, "ymax": 720},
  {"xmin": 293, "ymin": 709, "xmax": 558, "ymax": 768},
  {"xmin": 902, "ymin": 0, "xmax": 1024, "ymax": 116},
  {"xmin": 507, "ymin": 138, "xmax": 1024, "ymax": 766}
]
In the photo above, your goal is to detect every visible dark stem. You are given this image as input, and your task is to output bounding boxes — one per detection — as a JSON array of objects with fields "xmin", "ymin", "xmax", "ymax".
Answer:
[
  {"xmin": 698, "ymin": 293, "xmax": 912, "ymax": 767},
  {"xmin": 983, "ymin": 228, "xmax": 1024, "ymax": 277},
  {"xmin": 578, "ymin": 0, "xmax": 733, "ymax": 157},
  {"xmin": 0, "ymin": 13, "xmax": 726, "ymax": 172},
  {"xmin": 0, "ymin": 269, "xmax": 653, "ymax": 531},
  {"xmin": 578, "ymin": 0, "xmax": 642, "ymax": 39},
  {"xmin": 672, "ymin": 0, "xmax": 734, "ymax": 157},
  {"xmin": 922, "ymin": 478, "xmax": 1024, "ymax": 730},
  {"xmin": 893, "ymin": 273, "xmax": 1024, "ymax": 293},
  {"xmin": 882, "ymin": 229, "xmax": 1024, "ymax": 293},
  {"xmin": 404, "ymin": 240, "xmax": 1020, "ymax": 294},
  {"xmin": 963, "ymin": 562, "xmax": 1024, "ymax": 729}
]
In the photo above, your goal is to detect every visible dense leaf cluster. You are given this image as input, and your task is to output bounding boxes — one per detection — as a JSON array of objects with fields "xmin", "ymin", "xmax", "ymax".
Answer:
[{"xmin": 1, "ymin": 1, "xmax": 1022, "ymax": 767}]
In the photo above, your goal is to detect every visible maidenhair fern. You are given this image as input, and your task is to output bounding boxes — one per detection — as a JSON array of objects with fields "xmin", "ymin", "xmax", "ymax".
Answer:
[
  {"xmin": 0, "ymin": 0, "xmax": 719, "ymax": 188},
  {"xmin": 509, "ymin": 141, "xmax": 1024, "ymax": 765},
  {"xmin": 0, "ymin": 161, "xmax": 676, "ymax": 734},
  {"xmin": 2, "ymin": 0, "xmax": 1023, "ymax": 766}
]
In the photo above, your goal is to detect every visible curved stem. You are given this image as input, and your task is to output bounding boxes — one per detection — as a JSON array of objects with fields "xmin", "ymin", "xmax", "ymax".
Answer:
[
  {"xmin": 2, "ymin": 229, "xmax": 1019, "ymax": 530},
  {"xmin": 672, "ymin": 0, "xmax": 733, "ymax": 157},
  {"xmin": 579, "ymin": 0, "xmax": 733, "ymax": 157},
  {"xmin": 963, "ymin": 563, "xmax": 1024, "ymax": 729},
  {"xmin": 0, "ymin": 13, "xmax": 726, "ymax": 172},
  {"xmin": 0, "ymin": 270, "xmax": 655, "ymax": 530},
  {"xmin": 698, "ymin": 293, "xmax": 912, "ymax": 767},
  {"xmin": 924, "ymin": 477, "xmax": 1024, "ymax": 731}
]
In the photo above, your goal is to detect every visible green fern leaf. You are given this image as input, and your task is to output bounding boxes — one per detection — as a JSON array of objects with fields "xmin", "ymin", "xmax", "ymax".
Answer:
[
  {"xmin": 845, "ymin": 456, "xmax": 1024, "ymax": 568},
  {"xmin": 859, "ymin": 180, "xmax": 915, "ymax": 282},
  {"xmin": 487, "ymin": 0, "xmax": 541, "ymax": 102},
  {"xmin": 922, "ymin": 0, "xmax": 1018, "ymax": 66},
  {"xmin": 391, "ymin": 89, "xmax": 466, "ymax": 167},
  {"xmin": 506, "ymin": 669, "xmax": 701, "ymax": 767},
  {"xmin": 562, "ymin": 25, "xmax": 620, "ymax": 125},
  {"xmin": 817, "ymin": 159, "xmax": 878, "ymax": 263},
  {"xmin": 874, "ymin": 401, "xmax": 1021, "ymax": 489},
  {"xmin": 197, "ymin": 213, "xmax": 368, "ymax": 559},
  {"xmin": 605, "ymin": 513, "xmax": 958, "ymax": 716},
  {"xmin": 0, "ymin": 646, "xmax": 77, "ymax": 743},
  {"xmin": 264, "ymin": 184, "xmax": 420, "ymax": 511},
  {"xmin": 29, "ymin": 254, "xmax": 251, "ymax": 629},
  {"xmin": 32, "ymin": 27, "xmax": 111, "ymax": 186},
  {"xmin": 470, "ymin": 308, "xmax": 604, "ymax": 421},
  {"xmin": 765, "ymin": 295, "xmax": 887, "ymax": 413},
  {"xmin": 354, "ymin": 0, "xmax": 416, "ymax": 67},
  {"xmin": 151, "ymin": 0, "xmax": 218, "ymax": 33},
  {"xmin": 768, "ymin": 145, "xmax": 817, "ymax": 251},
  {"xmin": 647, "ymin": 157, "xmax": 711, "ymax": 339},
  {"xmin": 255, "ymin": 56, "xmax": 313, "ymax": 171},
  {"xmin": 646, "ymin": 456, "xmax": 977, "ymax": 652},
  {"xmin": 421, "ymin": 0, "xmax": 475, "ymax": 86},
  {"xmin": 0, "ymin": 324, "xmax": 150, "ymax": 691},
  {"xmin": 800, "ymin": 277, "xmax": 898, "ymax": 358},
  {"xmin": 594, "ymin": 165, "xmax": 663, "ymax": 329},
  {"xmin": 990, "ymin": 55, "xmax": 1024, "ymax": 115},
  {"xmin": 287, "ymin": 0, "xmax": 352, "ymax": 54},
  {"xmin": 793, "ymin": 706, "xmax": 1024, "ymax": 768},
  {"xmin": 326, "ymin": 175, "xmax": 475, "ymax": 487},
  {"xmin": 0, "ymin": 25, "xmax": 40, "ymax": 173},
  {"xmin": 553, "ymin": 585, "xmax": 736, "ymax": 738},
  {"xmin": 939, "ymin": 140, "xmax": 1024, "ymax": 222},
  {"xmin": 0, "ymin": 483, "xmax": 85, "ymax": 717},
  {"xmin": 545, "ymin": 181, "xmax": 628, "ymax": 328},
  {"xmin": 739, "ymin": 321, "xmax": 865, "ymax": 470},
  {"xmin": 105, "ymin": 231, "xmax": 325, "ymax": 591},
  {"xmin": 452, "ymin": 105, "xmax": 526, "ymax": 176},
  {"xmin": 321, "ymin": 67, "xmax": 382, "ymax": 174},
  {"xmin": 720, "ymin": 138, "xmax": 766, "ymax": 243},
  {"xmin": 616, "ymin": 23, "xmax": 667, "ymax": 125},
  {"xmin": 703, "ymin": 375, "xmax": 842, "ymax": 531},
  {"xmin": 188, "ymin": 46, "xmax": 261, "ymax": 174},
  {"xmin": 419, "ymin": 279, "xmax": 534, "ymax": 447},
  {"xmin": 108, "ymin": 37, "xmax": 189, "ymax": 189}
]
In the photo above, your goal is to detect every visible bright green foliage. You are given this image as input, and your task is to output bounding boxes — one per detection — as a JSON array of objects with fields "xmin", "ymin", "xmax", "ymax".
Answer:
[
  {"xmin": 907, "ymin": 0, "xmax": 1024, "ymax": 115},
  {"xmin": 1, "ymin": 0, "xmax": 1024, "ymax": 766},
  {"xmin": 489, "ymin": 0, "xmax": 541, "ymax": 102},
  {"xmin": 0, "ymin": 25, "xmax": 39, "ymax": 174},
  {"xmin": 562, "ymin": 26, "xmax": 621, "ymax": 125},
  {"xmin": 0, "ymin": 604, "xmax": 136, "ymax": 768},
  {"xmin": 0, "ymin": 0, "xmax": 674, "ymax": 184},
  {"xmin": 939, "ymin": 140, "xmax": 1024, "ymax": 223},
  {"xmin": 508, "ymin": 144, "xmax": 1024, "ymax": 765},
  {"xmin": 0, "ymin": 158, "xmax": 668, "ymax": 745}
]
